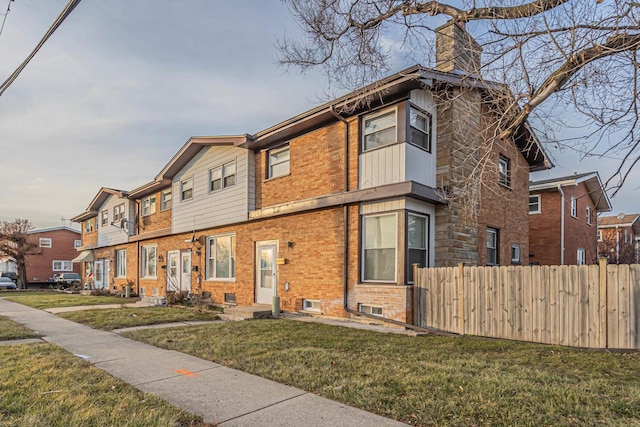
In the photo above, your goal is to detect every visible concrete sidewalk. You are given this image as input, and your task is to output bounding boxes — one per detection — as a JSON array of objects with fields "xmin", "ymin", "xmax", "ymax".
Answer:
[{"xmin": 0, "ymin": 298, "xmax": 407, "ymax": 426}]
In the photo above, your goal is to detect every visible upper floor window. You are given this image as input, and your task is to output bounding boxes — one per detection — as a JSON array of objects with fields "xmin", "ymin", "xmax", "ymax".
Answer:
[
  {"xmin": 161, "ymin": 190, "xmax": 172, "ymax": 211},
  {"xmin": 52, "ymin": 260, "xmax": 73, "ymax": 271},
  {"xmin": 597, "ymin": 229, "xmax": 603, "ymax": 241},
  {"xmin": 39, "ymin": 237, "xmax": 52, "ymax": 248},
  {"xmin": 529, "ymin": 195, "xmax": 541, "ymax": 214},
  {"xmin": 586, "ymin": 206, "xmax": 591, "ymax": 225},
  {"xmin": 210, "ymin": 161, "xmax": 237, "ymax": 191},
  {"xmin": 85, "ymin": 219, "xmax": 94, "ymax": 233},
  {"xmin": 570, "ymin": 197, "xmax": 577, "ymax": 218},
  {"xmin": 74, "ymin": 240, "xmax": 82, "ymax": 248},
  {"xmin": 362, "ymin": 213, "xmax": 397, "ymax": 282},
  {"xmin": 268, "ymin": 144, "xmax": 290, "ymax": 178},
  {"xmin": 101, "ymin": 210, "xmax": 109, "ymax": 227},
  {"xmin": 498, "ymin": 155, "xmax": 511, "ymax": 187},
  {"xmin": 180, "ymin": 177, "xmax": 193, "ymax": 201},
  {"xmin": 141, "ymin": 196, "xmax": 156, "ymax": 217},
  {"xmin": 363, "ymin": 108, "xmax": 396, "ymax": 151},
  {"xmin": 408, "ymin": 107, "xmax": 431, "ymax": 151},
  {"xmin": 487, "ymin": 227, "xmax": 499, "ymax": 265},
  {"xmin": 113, "ymin": 204, "xmax": 126, "ymax": 223}
]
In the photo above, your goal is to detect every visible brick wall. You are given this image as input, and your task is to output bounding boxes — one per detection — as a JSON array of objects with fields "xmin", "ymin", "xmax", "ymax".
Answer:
[
  {"xmin": 135, "ymin": 189, "xmax": 172, "ymax": 234},
  {"xmin": 529, "ymin": 191, "xmax": 562, "ymax": 265},
  {"xmin": 82, "ymin": 218, "xmax": 98, "ymax": 247}
]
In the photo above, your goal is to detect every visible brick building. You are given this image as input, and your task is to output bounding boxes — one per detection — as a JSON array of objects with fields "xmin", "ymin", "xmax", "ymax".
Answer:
[
  {"xmin": 72, "ymin": 22, "xmax": 550, "ymax": 324},
  {"xmin": 598, "ymin": 213, "xmax": 640, "ymax": 264},
  {"xmin": 25, "ymin": 227, "xmax": 82, "ymax": 284},
  {"xmin": 528, "ymin": 172, "xmax": 611, "ymax": 265}
]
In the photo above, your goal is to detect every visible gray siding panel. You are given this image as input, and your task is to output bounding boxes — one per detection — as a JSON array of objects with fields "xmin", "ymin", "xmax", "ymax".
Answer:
[{"xmin": 97, "ymin": 195, "xmax": 130, "ymax": 247}]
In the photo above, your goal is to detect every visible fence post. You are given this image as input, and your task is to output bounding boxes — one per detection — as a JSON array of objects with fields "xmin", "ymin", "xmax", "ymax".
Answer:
[
  {"xmin": 458, "ymin": 262, "xmax": 465, "ymax": 335},
  {"xmin": 412, "ymin": 263, "xmax": 420, "ymax": 327},
  {"xmin": 599, "ymin": 257, "xmax": 608, "ymax": 348}
]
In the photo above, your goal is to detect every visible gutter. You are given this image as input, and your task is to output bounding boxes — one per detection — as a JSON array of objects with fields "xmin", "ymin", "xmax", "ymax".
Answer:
[{"xmin": 558, "ymin": 184, "xmax": 565, "ymax": 265}]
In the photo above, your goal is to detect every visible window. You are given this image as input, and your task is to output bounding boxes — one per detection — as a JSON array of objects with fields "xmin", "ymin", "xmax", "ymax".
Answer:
[
  {"xmin": 624, "ymin": 229, "xmax": 629, "ymax": 243},
  {"xmin": 141, "ymin": 245, "xmax": 157, "ymax": 278},
  {"xmin": 85, "ymin": 219, "xmax": 94, "ymax": 233},
  {"xmin": 116, "ymin": 249, "xmax": 127, "ymax": 277},
  {"xmin": 358, "ymin": 303, "xmax": 383, "ymax": 316},
  {"xmin": 529, "ymin": 195, "xmax": 541, "ymax": 214},
  {"xmin": 52, "ymin": 260, "xmax": 72, "ymax": 271},
  {"xmin": 363, "ymin": 108, "xmax": 396, "ymax": 151},
  {"xmin": 161, "ymin": 190, "xmax": 172, "ymax": 211},
  {"xmin": 74, "ymin": 240, "xmax": 82, "ymax": 248},
  {"xmin": 180, "ymin": 177, "xmax": 193, "ymax": 201},
  {"xmin": 408, "ymin": 107, "xmax": 431, "ymax": 151},
  {"xmin": 577, "ymin": 248, "xmax": 586, "ymax": 265},
  {"xmin": 268, "ymin": 144, "xmax": 290, "ymax": 178},
  {"xmin": 101, "ymin": 210, "xmax": 109, "ymax": 227},
  {"xmin": 570, "ymin": 197, "xmax": 577, "ymax": 218},
  {"xmin": 586, "ymin": 207, "xmax": 591, "ymax": 225},
  {"xmin": 39, "ymin": 238, "xmax": 52, "ymax": 248},
  {"xmin": 302, "ymin": 299, "xmax": 321, "ymax": 312},
  {"xmin": 113, "ymin": 204, "xmax": 125, "ymax": 223},
  {"xmin": 487, "ymin": 227, "xmax": 499, "ymax": 265},
  {"xmin": 407, "ymin": 213, "xmax": 427, "ymax": 283},
  {"xmin": 363, "ymin": 214, "xmax": 397, "ymax": 282},
  {"xmin": 597, "ymin": 229, "xmax": 603, "ymax": 241},
  {"xmin": 210, "ymin": 161, "xmax": 237, "ymax": 192},
  {"xmin": 206, "ymin": 234, "xmax": 236, "ymax": 280},
  {"xmin": 141, "ymin": 196, "xmax": 156, "ymax": 217},
  {"xmin": 498, "ymin": 155, "xmax": 511, "ymax": 187},
  {"xmin": 511, "ymin": 244, "xmax": 521, "ymax": 264}
]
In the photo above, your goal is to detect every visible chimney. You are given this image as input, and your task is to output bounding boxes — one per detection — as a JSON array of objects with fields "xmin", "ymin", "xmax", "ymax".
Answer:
[{"xmin": 435, "ymin": 21, "xmax": 482, "ymax": 75}]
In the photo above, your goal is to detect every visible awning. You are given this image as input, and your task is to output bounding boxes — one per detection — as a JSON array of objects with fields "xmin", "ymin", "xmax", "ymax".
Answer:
[{"xmin": 72, "ymin": 250, "xmax": 94, "ymax": 263}]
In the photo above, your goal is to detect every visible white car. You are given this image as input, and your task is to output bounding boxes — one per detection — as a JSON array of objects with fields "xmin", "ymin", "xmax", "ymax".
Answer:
[{"xmin": 0, "ymin": 277, "xmax": 17, "ymax": 290}]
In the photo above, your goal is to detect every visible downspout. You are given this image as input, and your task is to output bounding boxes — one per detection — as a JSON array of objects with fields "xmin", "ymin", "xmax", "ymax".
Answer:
[
  {"xmin": 558, "ymin": 184, "xmax": 565, "ymax": 265},
  {"xmin": 330, "ymin": 106, "xmax": 455, "ymax": 335}
]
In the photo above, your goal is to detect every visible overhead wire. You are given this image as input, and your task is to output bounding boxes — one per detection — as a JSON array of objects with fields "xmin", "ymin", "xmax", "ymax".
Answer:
[
  {"xmin": 0, "ymin": 0, "xmax": 82, "ymax": 97},
  {"xmin": 0, "ymin": 0, "xmax": 14, "ymax": 39}
]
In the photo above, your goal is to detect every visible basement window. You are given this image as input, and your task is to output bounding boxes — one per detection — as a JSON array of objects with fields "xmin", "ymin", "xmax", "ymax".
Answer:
[
  {"xmin": 358, "ymin": 303, "xmax": 383, "ymax": 316},
  {"xmin": 302, "ymin": 299, "xmax": 321, "ymax": 312}
]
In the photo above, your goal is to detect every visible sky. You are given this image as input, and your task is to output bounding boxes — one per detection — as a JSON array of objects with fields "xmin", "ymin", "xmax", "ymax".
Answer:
[{"xmin": 0, "ymin": 0, "xmax": 637, "ymax": 231}]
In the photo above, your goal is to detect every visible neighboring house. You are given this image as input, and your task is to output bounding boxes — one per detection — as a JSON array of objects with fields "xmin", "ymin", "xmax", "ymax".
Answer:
[
  {"xmin": 71, "ymin": 21, "xmax": 550, "ymax": 323},
  {"xmin": 598, "ymin": 213, "xmax": 640, "ymax": 264},
  {"xmin": 0, "ymin": 256, "xmax": 17, "ymax": 274},
  {"xmin": 25, "ymin": 227, "xmax": 82, "ymax": 283},
  {"xmin": 528, "ymin": 172, "xmax": 611, "ymax": 265}
]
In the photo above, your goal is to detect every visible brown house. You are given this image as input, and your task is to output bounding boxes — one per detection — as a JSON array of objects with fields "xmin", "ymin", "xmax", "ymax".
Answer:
[
  {"xmin": 72, "ymin": 22, "xmax": 550, "ymax": 324},
  {"xmin": 529, "ymin": 172, "xmax": 611, "ymax": 265},
  {"xmin": 598, "ymin": 213, "xmax": 640, "ymax": 264},
  {"xmin": 25, "ymin": 226, "xmax": 82, "ymax": 283}
]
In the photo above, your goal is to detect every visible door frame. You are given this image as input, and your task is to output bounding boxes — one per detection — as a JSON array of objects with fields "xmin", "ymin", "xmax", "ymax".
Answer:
[
  {"xmin": 255, "ymin": 240, "xmax": 278, "ymax": 304},
  {"xmin": 94, "ymin": 259, "xmax": 104, "ymax": 289}
]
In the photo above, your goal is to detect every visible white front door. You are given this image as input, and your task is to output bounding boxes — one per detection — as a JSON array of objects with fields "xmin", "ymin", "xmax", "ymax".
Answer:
[
  {"xmin": 94, "ymin": 260, "xmax": 104, "ymax": 289},
  {"xmin": 181, "ymin": 251, "xmax": 192, "ymax": 293},
  {"xmin": 166, "ymin": 251, "xmax": 180, "ymax": 292},
  {"xmin": 104, "ymin": 260, "xmax": 110, "ymax": 291},
  {"xmin": 256, "ymin": 243, "xmax": 277, "ymax": 304}
]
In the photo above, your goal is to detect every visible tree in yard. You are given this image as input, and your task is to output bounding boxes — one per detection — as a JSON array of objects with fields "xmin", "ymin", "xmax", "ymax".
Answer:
[
  {"xmin": 279, "ymin": 1, "xmax": 640, "ymax": 196},
  {"xmin": 0, "ymin": 219, "xmax": 41, "ymax": 289}
]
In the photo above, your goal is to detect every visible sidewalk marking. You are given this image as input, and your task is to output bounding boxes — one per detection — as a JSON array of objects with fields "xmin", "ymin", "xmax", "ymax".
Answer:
[{"xmin": 176, "ymin": 369, "xmax": 197, "ymax": 377}]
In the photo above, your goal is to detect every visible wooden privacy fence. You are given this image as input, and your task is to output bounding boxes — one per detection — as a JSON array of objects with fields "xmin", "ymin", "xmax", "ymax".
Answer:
[{"xmin": 413, "ymin": 260, "xmax": 640, "ymax": 349}]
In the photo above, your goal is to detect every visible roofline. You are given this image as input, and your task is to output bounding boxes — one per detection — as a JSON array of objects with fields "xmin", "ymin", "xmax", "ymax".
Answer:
[
  {"xmin": 530, "ymin": 172, "xmax": 612, "ymax": 212},
  {"xmin": 27, "ymin": 226, "xmax": 81, "ymax": 235},
  {"xmin": 70, "ymin": 211, "xmax": 98, "ymax": 223}
]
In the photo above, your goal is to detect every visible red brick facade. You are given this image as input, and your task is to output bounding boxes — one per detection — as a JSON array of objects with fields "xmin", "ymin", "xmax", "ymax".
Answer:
[{"xmin": 25, "ymin": 228, "xmax": 82, "ymax": 283}]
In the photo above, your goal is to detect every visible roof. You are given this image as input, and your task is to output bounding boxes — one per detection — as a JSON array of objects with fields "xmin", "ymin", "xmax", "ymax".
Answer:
[
  {"xmin": 598, "ymin": 213, "xmax": 640, "ymax": 229},
  {"xmin": 70, "ymin": 187, "xmax": 128, "ymax": 222},
  {"xmin": 26, "ymin": 226, "xmax": 80, "ymax": 235},
  {"xmin": 529, "ymin": 172, "xmax": 612, "ymax": 212}
]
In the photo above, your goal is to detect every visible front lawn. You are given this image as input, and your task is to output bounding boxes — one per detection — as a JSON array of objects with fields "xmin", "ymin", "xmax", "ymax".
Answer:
[
  {"xmin": 58, "ymin": 307, "xmax": 220, "ymax": 330},
  {"xmin": 0, "ymin": 343, "xmax": 205, "ymax": 426},
  {"xmin": 0, "ymin": 315, "xmax": 39, "ymax": 341},
  {"xmin": 124, "ymin": 319, "xmax": 640, "ymax": 426},
  {"xmin": 2, "ymin": 291, "xmax": 135, "ymax": 309}
]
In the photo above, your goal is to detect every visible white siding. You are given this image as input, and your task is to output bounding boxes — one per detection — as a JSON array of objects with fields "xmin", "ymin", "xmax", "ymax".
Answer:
[
  {"xmin": 97, "ymin": 195, "xmax": 131, "ymax": 247},
  {"xmin": 172, "ymin": 146, "xmax": 250, "ymax": 234},
  {"xmin": 359, "ymin": 144, "xmax": 405, "ymax": 189}
]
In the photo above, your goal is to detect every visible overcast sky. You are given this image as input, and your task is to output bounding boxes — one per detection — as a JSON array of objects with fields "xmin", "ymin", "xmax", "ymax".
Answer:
[{"xmin": 0, "ymin": 0, "xmax": 636, "ymax": 231}]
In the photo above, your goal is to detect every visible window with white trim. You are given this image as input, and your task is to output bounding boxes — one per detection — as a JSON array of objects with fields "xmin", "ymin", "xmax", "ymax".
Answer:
[
  {"xmin": 161, "ymin": 190, "xmax": 172, "ymax": 211},
  {"xmin": 597, "ymin": 229, "xmax": 603, "ymax": 241},
  {"xmin": 363, "ymin": 108, "xmax": 396, "ymax": 151},
  {"xmin": 570, "ymin": 197, "xmax": 577, "ymax": 218},
  {"xmin": 529, "ymin": 195, "xmax": 541, "ymax": 213},
  {"xmin": 206, "ymin": 234, "xmax": 236, "ymax": 280},
  {"xmin": 101, "ymin": 210, "xmax": 109, "ymax": 227},
  {"xmin": 210, "ymin": 161, "xmax": 237, "ymax": 192},
  {"xmin": 407, "ymin": 213, "xmax": 427, "ymax": 283},
  {"xmin": 52, "ymin": 260, "xmax": 72, "ymax": 271},
  {"xmin": 141, "ymin": 196, "xmax": 156, "ymax": 217},
  {"xmin": 267, "ymin": 144, "xmax": 290, "ymax": 178},
  {"xmin": 511, "ymin": 244, "xmax": 521, "ymax": 264},
  {"xmin": 487, "ymin": 227, "xmax": 499, "ymax": 265},
  {"xmin": 113, "ymin": 204, "xmax": 125, "ymax": 223},
  {"xmin": 141, "ymin": 245, "xmax": 157, "ymax": 278},
  {"xmin": 74, "ymin": 240, "xmax": 82, "ymax": 248},
  {"xmin": 577, "ymin": 248, "xmax": 586, "ymax": 265},
  {"xmin": 408, "ymin": 106, "xmax": 431, "ymax": 151},
  {"xmin": 116, "ymin": 249, "xmax": 127, "ymax": 277},
  {"xmin": 180, "ymin": 177, "xmax": 193, "ymax": 201},
  {"xmin": 358, "ymin": 303, "xmax": 383, "ymax": 315},
  {"xmin": 498, "ymin": 155, "xmax": 511, "ymax": 187},
  {"xmin": 362, "ymin": 213, "xmax": 397, "ymax": 282},
  {"xmin": 302, "ymin": 299, "xmax": 321, "ymax": 312},
  {"xmin": 39, "ymin": 238, "xmax": 52, "ymax": 248},
  {"xmin": 85, "ymin": 219, "xmax": 94, "ymax": 233},
  {"xmin": 586, "ymin": 206, "xmax": 591, "ymax": 225}
]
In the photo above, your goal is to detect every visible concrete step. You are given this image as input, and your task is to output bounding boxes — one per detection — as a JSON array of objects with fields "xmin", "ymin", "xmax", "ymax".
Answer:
[
  {"xmin": 141, "ymin": 296, "xmax": 168, "ymax": 306},
  {"xmin": 223, "ymin": 304, "xmax": 272, "ymax": 320}
]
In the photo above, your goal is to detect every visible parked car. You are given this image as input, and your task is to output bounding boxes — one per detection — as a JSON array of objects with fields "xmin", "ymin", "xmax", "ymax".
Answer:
[
  {"xmin": 54, "ymin": 273, "xmax": 82, "ymax": 288},
  {"xmin": 1, "ymin": 272, "xmax": 17, "ymax": 283},
  {"xmin": 0, "ymin": 277, "xmax": 17, "ymax": 290}
]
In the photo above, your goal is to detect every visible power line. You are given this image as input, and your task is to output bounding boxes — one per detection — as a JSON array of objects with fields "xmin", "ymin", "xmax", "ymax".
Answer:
[
  {"xmin": 0, "ymin": 0, "xmax": 14, "ymax": 39},
  {"xmin": 0, "ymin": 0, "xmax": 83, "ymax": 98}
]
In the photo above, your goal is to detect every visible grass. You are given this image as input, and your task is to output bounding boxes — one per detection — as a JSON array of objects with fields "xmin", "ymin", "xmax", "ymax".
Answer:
[
  {"xmin": 0, "ymin": 343, "xmax": 207, "ymax": 426},
  {"xmin": 2, "ymin": 291, "xmax": 136, "ymax": 309},
  {"xmin": 0, "ymin": 315, "xmax": 39, "ymax": 341},
  {"xmin": 58, "ymin": 307, "xmax": 220, "ymax": 330},
  {"xmin": 124, "ymin": 319, "xmax": 640, "ymax": 426}
]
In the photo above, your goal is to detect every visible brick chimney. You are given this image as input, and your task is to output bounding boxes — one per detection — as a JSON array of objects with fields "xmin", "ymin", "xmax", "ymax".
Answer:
[{"xmin": 435, "ymin": 21, "xmax": 482, "ymax": 75}]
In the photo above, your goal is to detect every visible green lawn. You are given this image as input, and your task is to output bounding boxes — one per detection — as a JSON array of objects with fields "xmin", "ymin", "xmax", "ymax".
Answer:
[
  {"xmin": 0, "ymin": 343, "xmax": 205, "ymax": 426},
  {"xmin": 2, "ymin": 291, "xmax": 136, "ymax": 309},
  {"xmin": 58, "ymin": 307, "xmax": 220, "ymax": 330},
  {"xmin": 124, "ymin": 319, "xmax": 640, "ymax": 426},
  {"xmin": 0, "ymin": 315, "xmax": 39, "ymax": 341}
]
